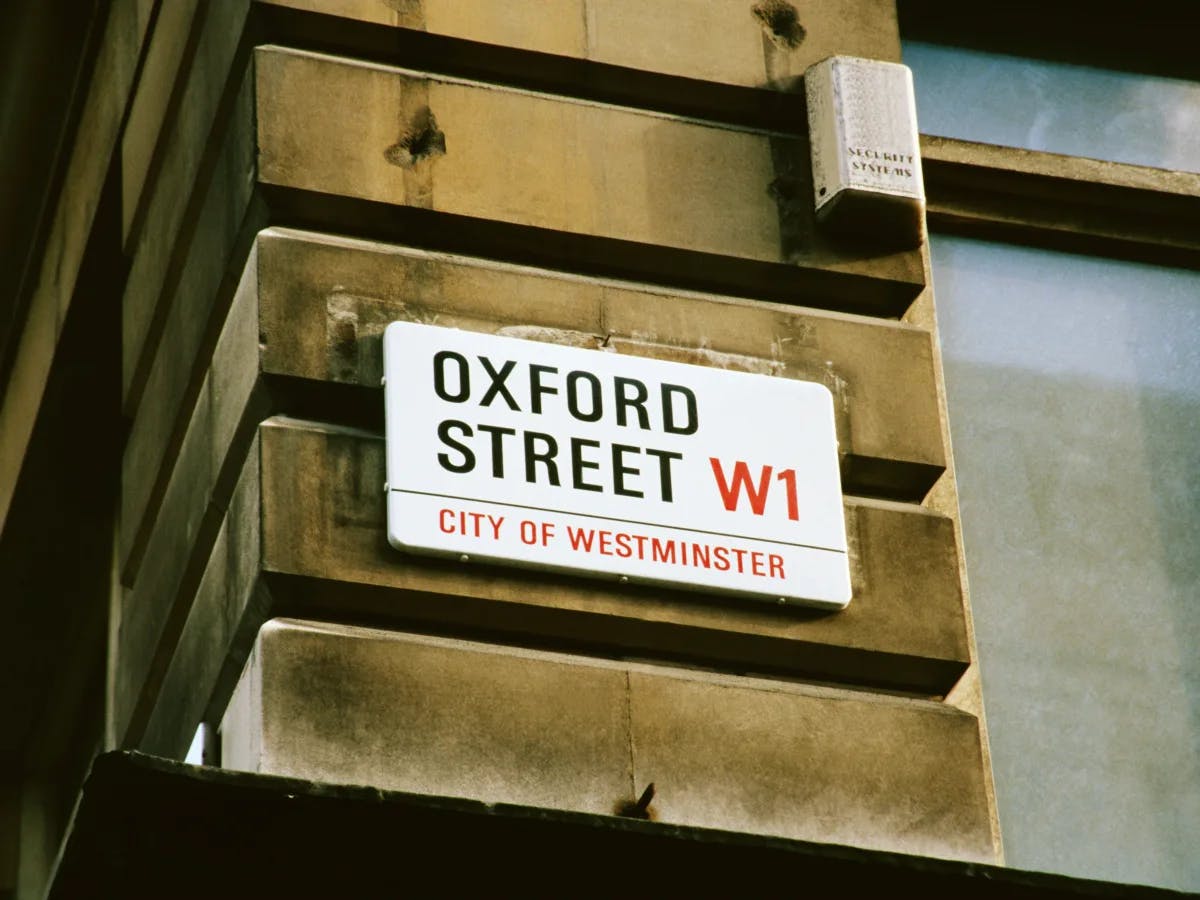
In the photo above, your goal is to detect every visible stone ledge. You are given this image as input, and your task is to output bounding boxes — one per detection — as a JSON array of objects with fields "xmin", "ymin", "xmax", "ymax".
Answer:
[
  {"xmin": 255, "ymin": 47, "xmax": 925, "ymax": 318},
  {"xmin": 55, "ymin": 750, "xmax": 1178, "ymax": 899},
  {"xmin": 219, "ymin": 619, "xmax": 997, "ymax": 861},
  {"xmin": 259, "ymin": 417, "xmax": 972, "ymax": 695},
  {"xmin": 256, "ymin": 228, "xmax": 945, "ymax": 500}
]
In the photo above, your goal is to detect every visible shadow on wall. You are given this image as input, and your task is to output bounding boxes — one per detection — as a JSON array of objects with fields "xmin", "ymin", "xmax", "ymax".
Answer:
[{"xmin": 637, "ymin": 110, "xmax": 914, "ymax": 281}]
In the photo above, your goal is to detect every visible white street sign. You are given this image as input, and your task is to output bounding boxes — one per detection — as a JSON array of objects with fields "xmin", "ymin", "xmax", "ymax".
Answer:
[{"xmin": 383, "ymin": 322, "xmax": 851, "ymax": 609}]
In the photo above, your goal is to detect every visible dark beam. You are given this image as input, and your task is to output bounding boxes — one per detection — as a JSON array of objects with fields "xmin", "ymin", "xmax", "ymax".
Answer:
[{"xmin": 51, "ymin": 752, "xmax": 1183, "ymax": 899}]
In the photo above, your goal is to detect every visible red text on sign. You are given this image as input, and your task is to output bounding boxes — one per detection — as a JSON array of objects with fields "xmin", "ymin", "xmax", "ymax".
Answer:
[
  {"xmin": 566, "ymin": 525, "xmax": 785, "ymax": 579},
  {"xmin": 709, "ymin": 458, "xmax": 799, "ymax": 521},
  {"xmin": 439, "ymin": 508, "xmax": 504, "ymax": 539}
]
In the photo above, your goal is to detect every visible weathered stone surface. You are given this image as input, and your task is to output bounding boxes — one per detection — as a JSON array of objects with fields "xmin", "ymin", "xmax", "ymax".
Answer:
[
  {"xmin": 257, "ymin": 228, "xmax": 945, "ymax": 492},
  {"xmin": 628, "ymin": 667, "xmax": 996, "ymax": 861},
  {"xmin": 114, "ymin": 248, "xmax": 261, "ymax": 745},
  {"xmin": 259, "ymin": 418, "xmax": 970, "ymax": 694},
  {"xmin": 223, "ymin": 620, "xmax": 633, "ymax": 814},
  {"xmin": 120, "ymin": 0, "xmax": 203, "ymax": 242},
  {"xmin": 120, "ymin": 79, "xmax": 257, "ymax": 578},
  {"xmin": 221, "ymin": 618, "xmax": 996, "ymax": 862},
  {"xmin": 122, "ymin": 0, "xmax": 251, "ymax": 405},
  {"xmin": 139, "ymin": 435, "xmax": 264, "ymax": 759},
  {"xmin": 254, "ymin": 47, "xmax": 924, "ymax": 315},
  {"xmin": 261, "ymin": 0, "xmax": 901, "ymax": 90}
]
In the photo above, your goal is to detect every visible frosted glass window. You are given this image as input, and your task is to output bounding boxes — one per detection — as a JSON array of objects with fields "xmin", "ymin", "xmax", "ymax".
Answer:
[
  {"xmin": 931, "ymin": 234, "xmax": 1200, "ymax": 891},
  {"xmin": 904, "ymin": 41, "xmax": 1200, "ymax": 172}
]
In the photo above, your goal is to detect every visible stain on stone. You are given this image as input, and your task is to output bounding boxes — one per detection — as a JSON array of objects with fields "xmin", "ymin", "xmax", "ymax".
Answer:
[
  {"xmin": 752, "ymin": 0, "xmax": 806, "ymax": 49},
  {"xmin": 385, "ymin": 106, "xmax": 446, "ymax": 168},
  {"xmin": 381, "ymin": 0, "xmax": 420, "ymax": 15},
  {"xmin": 767, "ymin": 135, "xmax": 820, "ymax": 262},
  {"xmin": 768, "ymin": 170, "xmax": 811, "ymax": 254},
  {"xmin": 609, "ymin": 337, "xmax": 784, "ymax": 376},
  {"xmin": 495, "ymin": 325, "xmax": 604, "ymax": 350},
  {"xmin": 332, "ymin": 438, "xmax": 387, "ymax": 530},
  {"xmin": 327, "ymin": 293, "xmax": 362, "ymax": 383},
  {"xmin": 379, "ymin": 0, "xmax": 426, "ymax": 30},
  {"xmin": 767, "ymin": 173, "xmax": 801, "ymax": 206},
  {"xmin": 333, "ymin": 319, "xmax": 357, "ymax": 366}
]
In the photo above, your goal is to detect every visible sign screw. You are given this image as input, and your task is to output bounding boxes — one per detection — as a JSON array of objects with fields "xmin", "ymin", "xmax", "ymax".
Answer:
[
  {"xmin": 619, "ymin": 575, "xmax": 629, "ymax": 584},
  {"xmin": 459, "ymin": 554, "xmax": 470, "ymax": 563}
]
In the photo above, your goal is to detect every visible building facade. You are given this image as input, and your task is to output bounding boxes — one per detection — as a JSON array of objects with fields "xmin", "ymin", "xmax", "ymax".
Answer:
[{"xmin": 0, "ymin": 1, "xmax": 1196, "ymax": 896}]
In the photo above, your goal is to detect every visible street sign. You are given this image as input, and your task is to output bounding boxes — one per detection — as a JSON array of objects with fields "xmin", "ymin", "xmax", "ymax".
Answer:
[{"xmin": 383, "ymin": 322, "xmax": 851, "ymax": 609}]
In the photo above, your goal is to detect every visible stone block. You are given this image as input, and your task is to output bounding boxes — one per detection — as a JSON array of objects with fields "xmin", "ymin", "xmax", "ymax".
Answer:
[
  {"xmin": 222, "ymin": 619, "xmax": 633, "ymax": 814},
  {"xmin": 255, "ymin": 47, "xmax": 924, "ymax": 316},
  {"xmin": 260, "ymin": 0, "xmax": 900, "ymax": 91},
  {"xmin": 114, "ymin": 249, "xmax": 262, "ymax": 744},
  {"xmin": 120, "ymin": 80, "xmax": 256, "ymax": 577},
  {"xmin": 259, "ymin": 418, "xmax": 969, "ymax": 694},
  {"xmin": 256, "ymin": 229, "xmax": 944, "ymax": 495},
  {"xmin": 628, "ymin": 667, "xmax": 997, "ymax": 861},
  {"xmin": 116, "ymin": 381, "xmax": 220, "ymax": 738},
  {"xmin": 122, "ymin": 0, "xmax": 251, "ymax": 404},
  {"xmin": 219, "ymin": 618, "xmax": 997, "ymax": 862},
  {"xmin": 139, "ymin": 435, "xmax": 264, "ymax": 758}
]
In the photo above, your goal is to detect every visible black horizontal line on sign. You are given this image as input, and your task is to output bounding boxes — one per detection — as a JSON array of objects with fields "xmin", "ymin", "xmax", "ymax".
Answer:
[{"xmin": 392, "ymin": 488, "xmax": 845, "ymax": 554}]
